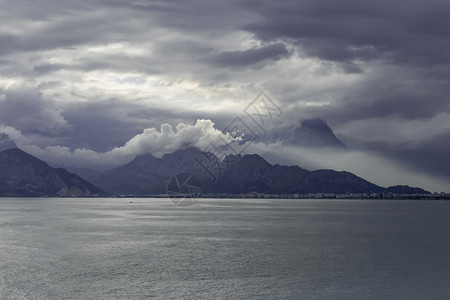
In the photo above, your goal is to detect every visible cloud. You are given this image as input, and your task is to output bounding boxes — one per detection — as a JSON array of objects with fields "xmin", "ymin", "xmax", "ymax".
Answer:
[
  {"xmin": 112, "ymin": 119, "xmax": 234, "ymax": 157},
  {"xmin": 241, "ymin": 0, "xmax": 450, "ymax": 66},
  {"xmin": 290, "ymin": 64, "xmax": 450, "ymax": 127},
  {"xmin": 33, "ymin": 62, "xmax": 112, "ymax": 75},
  {"xmin": 210, "ymin": 43, "xmax": 290, "ymax": 67},
  {"xmin": 0, "ymin": 125, "xmax": 66, "ymax": 148},
  {"xmin": 22, "ymin": 119, "xmax": 235, "ymax": 167},
  {"xmin": 0, "ymin": 85, "xmax": 72, "ymax": 135}
]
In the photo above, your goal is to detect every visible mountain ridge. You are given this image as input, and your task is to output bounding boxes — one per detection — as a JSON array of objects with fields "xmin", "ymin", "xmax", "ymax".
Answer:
[
  {"xmin": 94, "ymin": 147, "xmax": 429, "ymax": 196},
  {"xmin": 0, "ymin": 133, "xmax": 431, "ymax": 197},
  {"xmin": 0, "ymin": 148, "xmax": 108, "ymax": 197}
]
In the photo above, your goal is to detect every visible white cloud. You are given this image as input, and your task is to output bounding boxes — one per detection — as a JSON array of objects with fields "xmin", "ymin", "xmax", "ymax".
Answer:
[
  {"xmin": 21, "ymin": 119, "xmax": 235, "ymax": 167},
  {"xmin": 0, "ymin": 125, "xmax": 64, "ymax": 147}
]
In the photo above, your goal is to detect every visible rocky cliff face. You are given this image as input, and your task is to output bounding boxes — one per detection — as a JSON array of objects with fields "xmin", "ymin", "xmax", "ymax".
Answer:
[{"xmin": 0, "ymin": 148, "xmax": 108, "ymax": 197}]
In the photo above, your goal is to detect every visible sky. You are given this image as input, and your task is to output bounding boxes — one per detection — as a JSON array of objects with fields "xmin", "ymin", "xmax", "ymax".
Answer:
[{"xmin": 0, "ymin": 0, "xmax": 449, "ymax": 192}]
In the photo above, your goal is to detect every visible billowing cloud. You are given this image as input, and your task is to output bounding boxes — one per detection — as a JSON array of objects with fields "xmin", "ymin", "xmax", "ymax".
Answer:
[{"xmin": 21, "ymin": 119, "xmax": 235, "ymax": 167}]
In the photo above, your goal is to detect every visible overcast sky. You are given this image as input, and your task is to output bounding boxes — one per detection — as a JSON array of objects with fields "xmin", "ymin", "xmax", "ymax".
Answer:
[{"xmin": 0, "ymin": 0, "xmax": 449, "ymax": 191}]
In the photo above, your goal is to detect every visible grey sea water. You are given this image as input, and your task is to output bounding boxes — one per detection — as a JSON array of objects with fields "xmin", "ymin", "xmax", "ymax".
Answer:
[{"xmin": 0, "ymin": 198, "xmax": 449, "ymax": 299}]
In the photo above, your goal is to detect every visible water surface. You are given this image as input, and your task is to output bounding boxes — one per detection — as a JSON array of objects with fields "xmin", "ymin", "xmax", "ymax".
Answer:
[{"xmin": 0, "ymin": 198, "xmax": 449, "ymax": 299}]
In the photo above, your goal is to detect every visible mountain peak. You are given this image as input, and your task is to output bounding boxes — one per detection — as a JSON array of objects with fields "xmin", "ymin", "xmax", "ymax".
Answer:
[
  {"xmin": 0, "ymin": 133, "xmax": 18, "ymax": 152},
  {"xmin": 241, "ymin": 153, "xmax": 270, "ymax": 166},
  {"xmin": 300, "ymin": 118, "xmax": 329, "ymax": 129},
  {"xmin": 258, "ymin": 118, "xmax": 347, "ymax": 149},
  {"xmin": 291, "ymin": 118, "xmax": 347, "ymax": 149}
]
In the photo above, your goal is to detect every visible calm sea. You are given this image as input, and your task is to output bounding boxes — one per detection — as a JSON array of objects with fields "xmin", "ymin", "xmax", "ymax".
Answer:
[{"xmin": 0, "ymin": 198, "xmax": 449, "ymax": 299}]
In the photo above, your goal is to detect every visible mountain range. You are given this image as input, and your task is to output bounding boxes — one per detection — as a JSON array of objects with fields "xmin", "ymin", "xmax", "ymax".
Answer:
[
  {"xmin": 0, "ymin": 126, "xmax": 430, "ymax": 197},
  {"xmin": 92, "ymin": 147, "xmax": 429, "ymax": 196}
]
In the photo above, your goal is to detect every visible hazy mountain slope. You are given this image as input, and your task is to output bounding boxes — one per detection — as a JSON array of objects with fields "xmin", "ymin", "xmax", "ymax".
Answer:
[
  {"xmin": 0, "ymin": 148, "xmax": 108, "ymax": 197},
  {"xmin": 261, "ymin": 118, "xmax": 346, "ymax": 149},
  {"xmin": 290, "ymin": 118, "xmax": 347, "ymax": 149},
  {"xmin": 93, "ymin": 148, "xmax": 203, "ymax": 195},
  {"xmin": 94, "ymin": 147, "xmax": 426, "ymax": 196},
  {"xmin": 0, "ymin": 133, "xmax": 18, "ymax": 152}
]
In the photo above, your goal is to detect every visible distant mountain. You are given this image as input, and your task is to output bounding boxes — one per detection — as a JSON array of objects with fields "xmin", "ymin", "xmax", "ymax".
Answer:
[
  {"xmin": 93, "ymin": 148, "xmax": 203, "ymax": 195},
  {"xmin": 0, "ymin": 148, "xmax": 108, "ymax": 197},
  {"xmin": 261, "ymin": 118, "xmax": 346, "ymax": 149},
  {"xmin": 208, "ymin": 153, "xmax": 381, "ymax": 194},
  {"xmin": 385, "ymin": 185, "xmax": 429, "ymax": 195},
  {"xmin": 0, "ymin": 132, "xmax": 18, "ymax": 152},
  {"xmin": 94, "ymin": 147, "xmax": 426, "ymax": 196},
  {"xmin": 291, "ymin": 118, "xmax": 347, "ymax": 149}
]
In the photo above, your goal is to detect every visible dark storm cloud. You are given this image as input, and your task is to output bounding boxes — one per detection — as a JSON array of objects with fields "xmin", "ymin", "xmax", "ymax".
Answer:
[
  {"xmin": 0, "ymin": 1, "xmax": 183, "ymax": 56},
  {"xmin": 62, "ymin": 100, "xmax": 144, "ymax": 152},
  {"xmin": 300, "ymin": 67, "xmax": 450, "ymax": 125},
  {"xmin": 0, "ymin": 86, "xmax": 71, "ymax": 135},
  {"xmin": 33, "ymin": 63, "xmax": 67, "ymax": 74},
  {"xmin": 241, "ymin": 0, "xmax": 450, "ymax": 65},
  {"xmin": 235, "ymin": 0, "xmax": 450, "ymax": 131},
  {"xmin": 0, "ymin": 34, "xmax": 16, "ymax": 55},
  {"xmin": 211, "ymin": 43, "xmax": 290, "ymax": 67},
  {"xmin": 31, "ymin": 54, "xmax": 163, "ymax": 78},
  {"xmin": 0, "ymin": 19, "xmax": 109, "ymax": 55},
  {"xmin": 33, "ymin": 62, "xmax": 112, "ymax": 75},
  {"xmin": 98, "ymin": 0, "xmax": 183, "ymax": 13}
]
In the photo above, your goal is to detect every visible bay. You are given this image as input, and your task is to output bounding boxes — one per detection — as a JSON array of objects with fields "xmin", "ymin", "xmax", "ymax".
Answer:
[{"xmin": 0, "ymin": 198, "xmax": 449, "ymax": 299}]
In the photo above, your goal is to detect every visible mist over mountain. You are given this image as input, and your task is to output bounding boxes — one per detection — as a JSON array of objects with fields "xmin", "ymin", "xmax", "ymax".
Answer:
[
  {"xmin": 0, "ymin": 133, "xmax": 18, "ymax": 152},
  {"xmin": 292, "ymin": 118, "xmax": 346, "ymax": 149},
  {"xmin": 261, "ymin": 118, "xmax": 346, "ymax": 149},
  {"xmin": 0, "ymin": 133, "xmax": 432, "ymax": 197},
  {"xmin": 93, "ymin": 147, "xmax": 428, "ymax": 196}
]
